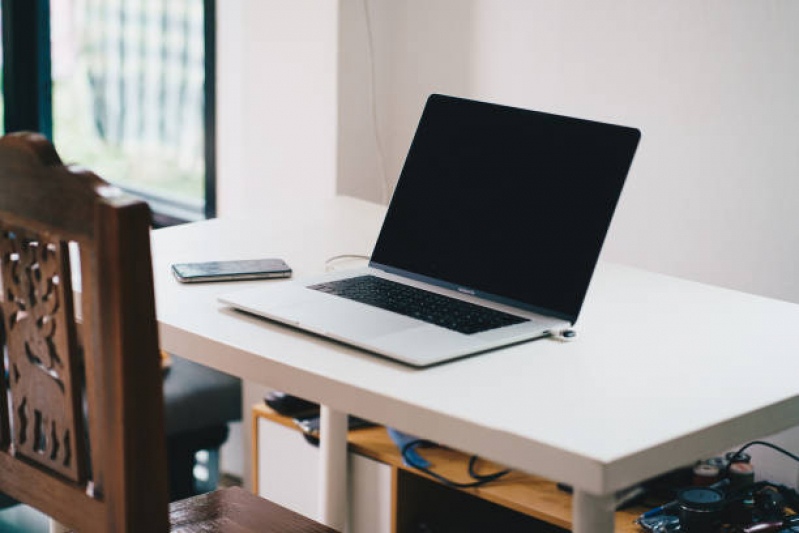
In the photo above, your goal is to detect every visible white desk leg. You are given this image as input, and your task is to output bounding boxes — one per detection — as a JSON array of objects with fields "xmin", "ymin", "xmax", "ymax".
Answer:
[
  {"xmin": 573, "ymin": 490, "xmax": 615, "ymax": 533},
  {"xmin": 318, "ymin": 405, "xmax": 348, "ymax": 531},
  {"xmin": 49, "ymin": 519, "xmax": 69, "ymax": 533}
]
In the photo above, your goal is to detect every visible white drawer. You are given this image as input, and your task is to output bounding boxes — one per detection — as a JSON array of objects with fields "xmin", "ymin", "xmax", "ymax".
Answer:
[{"xmin": 256, "ymin": 417, "xmax": 392, "ymax": 533}]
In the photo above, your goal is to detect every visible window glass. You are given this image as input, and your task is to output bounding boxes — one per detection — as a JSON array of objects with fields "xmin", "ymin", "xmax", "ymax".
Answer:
[{"xmin": 51, "ymin": 0, "xmax": 205, "ymax": 209}]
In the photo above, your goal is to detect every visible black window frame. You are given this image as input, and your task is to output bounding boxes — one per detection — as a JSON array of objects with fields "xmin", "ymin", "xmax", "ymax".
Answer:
[{"xmin": 1, "ymin": 0, "xmax": 217, "ymax": 226}]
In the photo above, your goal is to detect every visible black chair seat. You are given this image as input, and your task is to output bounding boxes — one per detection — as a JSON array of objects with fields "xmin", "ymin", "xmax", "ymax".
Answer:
[
  {"xmin": 164, "ymin": 356, "xmax": 242, "ymax": 436},
  {"xmin": 163, "ymin": 355, "xmax": 242, "ymax": 500}
]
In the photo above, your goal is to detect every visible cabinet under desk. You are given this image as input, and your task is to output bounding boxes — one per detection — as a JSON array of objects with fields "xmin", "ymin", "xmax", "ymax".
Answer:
[{"xmin": 252, "ymin": 404, "xmax": 650, "ymax": 532}]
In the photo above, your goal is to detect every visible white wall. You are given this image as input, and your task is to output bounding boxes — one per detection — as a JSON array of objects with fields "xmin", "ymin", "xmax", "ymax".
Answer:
[
  {"xmin": 338, "ymin": 0, "xmax": 799, "ymax": 483},
  {"xmin": 338, "ymin": 0, "xmax": 477, "ymax": 203},
  {"xmin": 339, "ymin": 0, "xmax": 799, "ymax": 303},
  {"xmin": 215, "ymin": 0, "xmax": 338, "ymax": 486},
  {"xmin": 217, "ymin": 0, "xmax": 338, "ymax": 217}
]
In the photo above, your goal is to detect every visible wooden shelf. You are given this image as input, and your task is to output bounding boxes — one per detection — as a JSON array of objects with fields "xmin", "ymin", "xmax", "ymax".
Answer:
[{"xmin": 253, "ymin": 404, "xmax": 650, "ymax": 532}]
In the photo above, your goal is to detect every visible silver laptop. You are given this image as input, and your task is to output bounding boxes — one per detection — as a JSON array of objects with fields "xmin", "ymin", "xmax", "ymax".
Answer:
[{"xmin": 220, "ymin": 95, "xmax": 641, "ymax": 367}]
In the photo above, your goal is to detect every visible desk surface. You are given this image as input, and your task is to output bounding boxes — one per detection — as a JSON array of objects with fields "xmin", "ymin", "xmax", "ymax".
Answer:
[{"xmin": 152, "ymin": 195, "xmax": 799, "ymax": 495}]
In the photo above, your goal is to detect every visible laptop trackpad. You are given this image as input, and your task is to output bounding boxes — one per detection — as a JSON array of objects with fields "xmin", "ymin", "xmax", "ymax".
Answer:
[{"xmin": 283, "ymin": 298, "xmax": 421, "ymax": 339}]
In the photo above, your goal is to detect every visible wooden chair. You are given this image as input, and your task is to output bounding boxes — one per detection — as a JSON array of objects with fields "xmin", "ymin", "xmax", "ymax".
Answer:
[{"xmin": 0, "ymin": 133, "xmax": 336, "ymax": 532}]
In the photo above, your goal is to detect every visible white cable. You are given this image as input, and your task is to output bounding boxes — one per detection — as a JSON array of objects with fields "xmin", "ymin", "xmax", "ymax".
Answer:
[
  {"xmin": 362, "ymin": 0, "xmax": 391, "ymax": 204},
  {"xmin": 324, "ymin": 254, "xmax": 370, "ymax": 272},
  {"xmin": 324, "ymin": 254, "xmax": 370, "ymax": 265}
]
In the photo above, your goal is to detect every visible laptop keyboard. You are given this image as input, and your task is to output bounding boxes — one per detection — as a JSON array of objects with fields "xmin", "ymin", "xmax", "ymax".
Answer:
[{"xmin": 308, "ymin": 275, "xmax": 528, "ymax": 335}]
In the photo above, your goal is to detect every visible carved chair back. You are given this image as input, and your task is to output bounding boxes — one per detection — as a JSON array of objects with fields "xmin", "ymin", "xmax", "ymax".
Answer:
[{"xmin": 0, "ymin": 133, "xmax": 169, "ymax": 532}]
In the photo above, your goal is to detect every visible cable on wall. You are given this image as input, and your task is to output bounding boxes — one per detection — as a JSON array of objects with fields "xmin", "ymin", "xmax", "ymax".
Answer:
[{"xmin": 362, "ymin": 0, "xmax": 391, "ymax": 204}]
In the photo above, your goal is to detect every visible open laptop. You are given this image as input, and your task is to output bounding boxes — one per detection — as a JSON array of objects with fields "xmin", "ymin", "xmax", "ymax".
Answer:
[{"xmin": 219, "ymin": 94, "xmax": 641, "ymax": 367}]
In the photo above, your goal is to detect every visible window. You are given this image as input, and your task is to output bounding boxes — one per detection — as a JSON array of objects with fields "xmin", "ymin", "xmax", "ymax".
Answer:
[{"xmin": 2, "ymin": 0, "xmax": 216, "ymax": 225}]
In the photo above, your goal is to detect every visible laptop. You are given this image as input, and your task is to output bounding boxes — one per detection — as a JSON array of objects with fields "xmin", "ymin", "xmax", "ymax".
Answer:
[{"xmin": 219, "ymin": 94, "xmax": 641, "ymax": 367}]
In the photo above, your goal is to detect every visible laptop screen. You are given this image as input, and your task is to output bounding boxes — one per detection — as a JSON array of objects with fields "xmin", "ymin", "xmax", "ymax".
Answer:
[{"xmin": 370, "ymin": 94, "xmax": 641, "ymax": 323}]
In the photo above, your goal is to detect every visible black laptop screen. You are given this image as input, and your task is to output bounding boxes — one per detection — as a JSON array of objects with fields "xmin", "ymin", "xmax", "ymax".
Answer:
[{"xmin": 370, "ymin": 95, "xmax": 641, "ymax": 323}]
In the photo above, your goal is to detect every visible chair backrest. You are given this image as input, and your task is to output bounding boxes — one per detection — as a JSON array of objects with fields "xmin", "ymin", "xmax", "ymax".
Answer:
[{"xmin": 0, "ymin": 133, "xmax": 169, "ymax": 532}]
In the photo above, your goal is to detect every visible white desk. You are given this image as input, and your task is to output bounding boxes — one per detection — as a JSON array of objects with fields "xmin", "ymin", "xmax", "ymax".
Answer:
[{"xmin": 152, "ymin": 195, "xmax": 799, "ymax": 532}]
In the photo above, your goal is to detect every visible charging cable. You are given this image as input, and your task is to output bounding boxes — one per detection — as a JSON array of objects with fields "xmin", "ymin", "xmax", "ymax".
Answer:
[
  {"xmin": 401, "ymin": 439, "xmax": 511, "ymax": 489},
  {"xmin": 362, "ymin": 0, "xmax": 391, "ymax": 204},
  {"xmin": 548, "ymin": 328, "xmax": 577, "ymax": 342},
  {"xmin": 324, "ymin": 254, "xmax": 370, "ymax": 272}
]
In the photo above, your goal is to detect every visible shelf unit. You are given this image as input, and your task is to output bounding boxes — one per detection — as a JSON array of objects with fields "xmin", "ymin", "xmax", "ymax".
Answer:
[{"xmin": 253, "ymin": 404, "xmax": 648, "ymax": 532}]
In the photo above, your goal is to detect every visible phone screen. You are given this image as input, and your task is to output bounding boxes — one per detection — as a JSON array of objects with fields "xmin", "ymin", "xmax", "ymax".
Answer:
[{"xmin": 172, "ymin": 259, "xmax": 291, "ymax": 282}]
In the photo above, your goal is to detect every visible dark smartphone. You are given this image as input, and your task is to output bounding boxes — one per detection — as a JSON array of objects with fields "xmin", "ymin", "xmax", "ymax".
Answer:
[{"xmin": 171, "ymin": 259, "xmax": 292, "ymax": 283}]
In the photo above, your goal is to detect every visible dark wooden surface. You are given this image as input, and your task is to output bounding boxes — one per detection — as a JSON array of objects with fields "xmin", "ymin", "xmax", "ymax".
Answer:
[
  {"xmin": 0, "ymin": 133, "xmax": 103, "ymax": 239},
  {"xmin": 0, "ymin": 132, "xmax": 169, "ymax": 532},
  {"xmin": 0, "ymin": 230, "xmax": 86, "ymax": 483},
  {"xmin": 0, "ymin": 133, "xmax": 337, "ymax": 533},
  {"xmin": 170, "ymin": 487, "xmax": 338, "ymax": 533}
]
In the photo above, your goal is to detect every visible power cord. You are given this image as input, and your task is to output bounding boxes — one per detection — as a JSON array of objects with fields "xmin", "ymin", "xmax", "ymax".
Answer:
[
  {"xmin": 324, "ymin": 254, "xmax": 370, "ymax": 272},
  {"xmin": 547, "ymin": 328, "xmax": 577, "ymax": 342},
  {"xmin": 468, "ymin": 455, "xmax": 512, "ymax": 482},
  {"xmin": 362, "ymin": 0, "xmax": 391, "ymax": 204},
  {"xmin": 324, "ymin": 254, "xmax": 370, "ymax": 265},
  {"xmin": 401, "ymin": 439, "xmax": 511, "ymax": 488},
  {"xmin": 725, "ymin": 440, "xmax": 799, "ymax": 476}
]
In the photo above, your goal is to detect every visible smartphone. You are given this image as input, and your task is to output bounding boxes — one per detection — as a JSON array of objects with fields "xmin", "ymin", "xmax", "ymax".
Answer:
[{"xmin": 171, "ymin": 259, "xmax": 292, "ymax": 283}]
